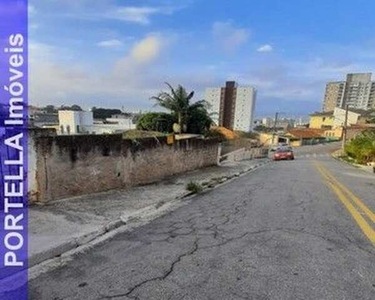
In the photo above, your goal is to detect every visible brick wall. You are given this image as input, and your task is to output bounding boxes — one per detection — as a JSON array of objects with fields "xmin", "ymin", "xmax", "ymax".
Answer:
[{"xmin": 28, "ymin": 131, "xmax": 219, "ymax": 203}]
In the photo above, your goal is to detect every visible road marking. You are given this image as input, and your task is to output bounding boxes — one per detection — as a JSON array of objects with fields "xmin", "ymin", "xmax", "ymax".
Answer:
[
  {"xmin": 317, "ymin": 163, "xmax": 375, "ymax": 224},
  {"xmin": 294, "ymin": 153, "xmax": 330, "ymax": 159},
  {"xmin": 315, "ymin": 163, "xmax": 375, "ymax": 247}
]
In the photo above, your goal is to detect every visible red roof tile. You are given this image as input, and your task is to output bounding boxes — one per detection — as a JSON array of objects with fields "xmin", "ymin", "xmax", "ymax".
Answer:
[{"xmin": 286, "ymin": 128, "xmax": 325, "ymax": 139}]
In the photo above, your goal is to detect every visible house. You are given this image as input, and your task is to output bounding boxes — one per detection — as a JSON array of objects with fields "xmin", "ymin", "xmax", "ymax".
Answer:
[
  {"xmin": 283, "ymin": 128, "xmax": 326, "ymax": 147},
  {"xmin": 309, "ymin": 111, "xmax": 334, "ymax": 129},
  {"xmin": 333, "ymin": 107, "xmax": 362, "ymax": 128},
  {"xmin": 333, "ymin": 107, "xmax": 375, "ymax": 128},
  {"xmin": 258, "ymin": 132, "xmax": 275, "ymax": 146},
  {"xmin": 357, "ymin": 110, "xmax": 375, "ymax": 124},
  {"xmin": 323, "ymin": 127, "xmax": 343, "ymax": 140},
  {"xmin": 346, "ymin": 124, "xmax": 375, "ymax": 141},
  {"xmin": 309, "ymin": 108, "xmax": 375, "ymax": 140}
]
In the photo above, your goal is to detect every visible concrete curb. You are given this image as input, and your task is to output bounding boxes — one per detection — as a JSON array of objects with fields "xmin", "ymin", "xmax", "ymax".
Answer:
[
  {"xmin": 331, "ymin": 153, "xmax": 375, "ymax": 175},
  {"xmin": 28, "ymin": 220, "xmax": 125, "ymax": 268},
  {"xmin": 24, "ymin": 159, "xmax": 270, "ymax": 281}
]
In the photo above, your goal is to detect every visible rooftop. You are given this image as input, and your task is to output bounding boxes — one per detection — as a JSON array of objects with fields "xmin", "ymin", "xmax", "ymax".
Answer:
[
  {"xmin": 310, "ymin": 111, "xmax": 334, "ymax": 117},
  {"xmin": 286, "ymin": 128, "xmax": 325, "ymax": 139},
  {"xmin": 335, "ymin": 107, "xmax": 375, "ymax": 117}
]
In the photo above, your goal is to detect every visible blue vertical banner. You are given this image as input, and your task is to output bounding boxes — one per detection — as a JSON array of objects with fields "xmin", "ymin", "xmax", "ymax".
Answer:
[{"xmin": 0, "ymin": 1, "xmax": 28, "ymax": 299}]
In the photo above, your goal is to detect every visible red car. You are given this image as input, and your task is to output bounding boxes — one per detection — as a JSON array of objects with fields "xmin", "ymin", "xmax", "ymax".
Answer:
[{"xmin": 273, "ymin": 148, "xmax": 294, "ymax": 161}]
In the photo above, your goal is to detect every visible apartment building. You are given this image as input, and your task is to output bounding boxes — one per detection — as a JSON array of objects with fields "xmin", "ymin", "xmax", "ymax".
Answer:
[
  {"xmin": 323, "ymin": 73, "xmax": 375, "ymax": 111},
  {"xmin": 323, "ymin": 82, "xmax": 345, "ymax": 112},
  {"xmin": 205, "ymin": 81, "xmax": 256, "ymax": 132}
]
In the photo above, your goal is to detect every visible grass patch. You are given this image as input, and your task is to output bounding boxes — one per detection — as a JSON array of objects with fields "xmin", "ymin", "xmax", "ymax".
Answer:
[
  {"xmin": 122, "ymin": 129, "xmax": 167, "ymax": 140},
  {"xmin": 186, "ymin": 181, "xmax": 203, "ymax": 194}
]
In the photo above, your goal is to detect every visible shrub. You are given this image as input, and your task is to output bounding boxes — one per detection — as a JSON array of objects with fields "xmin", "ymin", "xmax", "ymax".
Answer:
[
  {"xmin": 186, "ymin": 181, "xmax": 203, "ymax": 194},
  {"xmin": 235, "ymin": 131, "xmax": 259, "ymax": 139},
  {"xmin": 345, "ymin": 130, "xmax": 375, "ymax": 164},
  {"xmin": 204, "ymin": 129, "xmax": 226, "ymax": 141},
  {"xmin": 137, "ymin": 112, "xmax": 177, "ymax": 133}
]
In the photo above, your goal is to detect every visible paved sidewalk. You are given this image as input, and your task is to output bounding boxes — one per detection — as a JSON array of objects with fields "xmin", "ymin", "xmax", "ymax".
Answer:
[{"xmin": 29, "ymin": 158, "xmax": 269, "ymax": 268}]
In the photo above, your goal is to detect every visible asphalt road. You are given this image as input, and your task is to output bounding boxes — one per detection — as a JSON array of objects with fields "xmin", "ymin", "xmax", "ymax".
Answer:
[{"xmin": 29, "ymin": 143, "xmax": 375, "ymax": 300}]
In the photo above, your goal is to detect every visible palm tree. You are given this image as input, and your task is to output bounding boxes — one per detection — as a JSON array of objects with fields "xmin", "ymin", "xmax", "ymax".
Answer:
[
  {"xmin": 151, "ymin": 83, "xmax": 194, "ymax": 134},
  {"xmin": 151, "ymin": 82, "xmax": 213, "ymax": 134}
]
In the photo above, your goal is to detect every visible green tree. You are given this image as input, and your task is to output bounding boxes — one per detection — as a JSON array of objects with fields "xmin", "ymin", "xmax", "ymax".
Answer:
[
  {"xmin": 187, "ymin": 103, "xmax": 213, "ymax": 134},
  {"xmin": 71, "ymin": 104, "xmax": 83, "ymax": 111},
  {"xmin": 136, "ymin": 112, "xmax": 177, "ymax": 133},
  {"xmin": 151, "ymin": 83, "xmax": 213, "ymax": 134},
  {"xmin": 43, "ymin": 105, "xmax": 57, "ymax": 113},
  {"xmin": 151, "ymin": 83, "xmax": 194, "ymax": 134},
  {"xmin": 59, "ymin": 104, "xmax": 82, "ymax": 111},
  {"xmin": 253, "ymin": 125, "xmax": 268, "ymax": 132},
  {"xmin": 91, "ymin": 107, "xmax": 122, "ymax": 119}
]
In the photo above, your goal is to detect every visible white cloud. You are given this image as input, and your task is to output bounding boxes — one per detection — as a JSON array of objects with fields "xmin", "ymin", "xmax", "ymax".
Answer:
[
  {"xmin": 97, "ymin": 39, "xmax": 123, "ymax": 49},
  {"xmin": 102, "ymin": 5, "xmax": 179, "ymax": 25},
  {"xmin": 106, "ymin": 7, "xmax": 160, "ymax": 24},
  {"xmin": 28, "ymin": 4, "xmax": 36, "ymax": 16},
  {"xmin": 257, "ymin": 44, "xmax": 273, "ymax": 52},
  {"xmin": 30, "ymin": 23, "xmax": 40, "ymax": 30},
  {"xmin": 29, "ymin": 41, "xmax": 55, "ymax": 62},
  {"xmin": 29, "ymin": 34, "xmax": 170, "ymax": 107},
  {"xmin": 212, "ymin": 21, "xmax": 249, "ymax": 53},
  {"xmin": 130, "ymin": 35, "xmax": 163, "ymax": 63}
]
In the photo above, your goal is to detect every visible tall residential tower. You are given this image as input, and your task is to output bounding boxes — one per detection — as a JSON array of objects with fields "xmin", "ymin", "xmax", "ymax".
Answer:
[
  {"xmin": 205, "ymin": 81, "xmax": 256, "ymax": 132},
  {"xmin": 323, "ymin": 73, "xmax": 375, "ymax": 111}
]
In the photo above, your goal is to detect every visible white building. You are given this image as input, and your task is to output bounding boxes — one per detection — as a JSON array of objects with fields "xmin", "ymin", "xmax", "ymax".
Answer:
[
  {"xmin": 262, "ymin": 117, "xmax": 273, "ymax": 127},
  {"xmin": 59, "ymin": 110, "xmax": 93, "ymax": 134},
  {"xmin": 205, "ymin": 88, "xmax": 222, "ymax": 126},
  {"xmin": 333, "ymin": 107, "xmax": 362, "ymax": 128},
  {"xmin": 234, "ymin": 87, "xmax": 257, "ymax": 132},
  {"xmin": 58, "ymin": 110, "xmax": 136, "ymax": 135},
  {"xmin": 106, "ymin": 114, "xmax": 135, "ymax": 128},
  {"xmin": 205, "ymin": 81, "xmax": 256, "ymax": 132}
]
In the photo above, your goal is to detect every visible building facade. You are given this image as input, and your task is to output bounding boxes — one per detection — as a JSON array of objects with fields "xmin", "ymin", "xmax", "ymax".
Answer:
[
  {"xmin": 205, "ymin": 81, "xmax": 256, "ymax": 132},
  {"xmin": 309, "ymin": 111, "xmax": 334, "ymax": 129},
  {"xmin": 323, "ymin": 82, "xmax": 345, "ymax": 112},
  {"xmin": 58, "ymin": 110, "xmax": 136, "ymax": 135},
  {"xmin": 59, "ymin": 110, "xmax": 93, "ymax": 134},
  {"xmin": 323, "ymin": 73, "xmax": 375, "ymax": 111}
]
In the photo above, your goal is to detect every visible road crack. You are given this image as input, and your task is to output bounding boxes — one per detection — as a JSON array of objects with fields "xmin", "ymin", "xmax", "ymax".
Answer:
[{"xmin": 99, "ymin": 240, "xmax": 199, "ymax": 300}]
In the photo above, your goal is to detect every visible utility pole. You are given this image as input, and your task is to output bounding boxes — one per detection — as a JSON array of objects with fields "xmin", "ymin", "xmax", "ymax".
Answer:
[
  {"xmin": 341, "ymin": 104, "xmax": 349, "ymax": 152},
  {"xmin": 272, "ymin": 112, "xmax": 279, "ymax": 145}
]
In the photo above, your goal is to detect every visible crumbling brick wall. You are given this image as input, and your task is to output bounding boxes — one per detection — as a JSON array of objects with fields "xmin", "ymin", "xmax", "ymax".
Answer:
[{"xmin": 28, "ymin": 131, "xmax": 219, "ymax": 203}]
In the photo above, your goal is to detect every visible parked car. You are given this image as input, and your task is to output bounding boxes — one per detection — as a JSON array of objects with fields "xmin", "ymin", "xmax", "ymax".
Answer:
[
  {"xmin": 280, "ymin": 145, "xmax": 293, "ymax": 152},
  {"xmin": 269, "ymin": 145, "xmax": 278, "ymax": 152},
  {"xmin": 273, "ymin": 148, "xmax": 294, "ymax": 161}
]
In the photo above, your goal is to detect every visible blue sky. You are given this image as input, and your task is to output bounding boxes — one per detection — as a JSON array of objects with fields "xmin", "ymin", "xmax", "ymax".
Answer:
[{"xmin": 29, "ymin": 0, "xmax": 375, "ymax": 117}]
